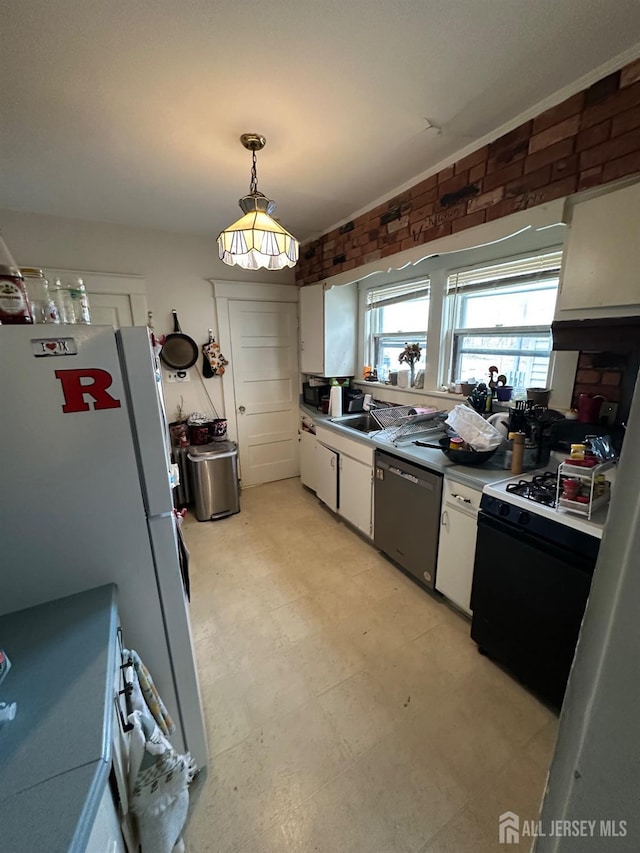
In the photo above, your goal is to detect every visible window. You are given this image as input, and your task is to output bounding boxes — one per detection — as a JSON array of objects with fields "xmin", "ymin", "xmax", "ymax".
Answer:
[
  {"xmin": 366, "ymin": 279, "xmax": 429, "ymax": 381},
  {"xmin": 445, "ymin": 251, "xmax": 562, "ymax": 389}
]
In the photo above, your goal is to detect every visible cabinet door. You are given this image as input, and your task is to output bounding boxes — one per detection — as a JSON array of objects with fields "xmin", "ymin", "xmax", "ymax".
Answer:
[
  {"xmin": 339, "ymin": 454, "xmax": 373, "ymax": 537},
  {"xmin": 315, "ymin": 443, "xmax": 338, "ymax": 512},
  {"xmin": 299, "ymin": 429, "xmax": 318, "ymax": 492},
  {"xmin": 323, "ymin": 284, "xmax": 357, "ymax": 376},
  {"xmin": 557, "ymin": 182, "xmax": 640, "ymax": 313},
  {"xmin": 85, "ymin": 783, "xmax": 127, "ymax": 852},
  {"xmin": 435, "ymin": 506, "xmax": 477, "ymax": 615},
  {"xmin": 300, "ymin": 284, "xmax": 325, "ymax": 374}
]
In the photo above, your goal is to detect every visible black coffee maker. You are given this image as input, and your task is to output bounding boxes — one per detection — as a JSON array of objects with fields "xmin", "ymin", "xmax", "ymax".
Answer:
[{"xmin": 343, "ymin": 387, "xmax": 365, "ymax": 413}]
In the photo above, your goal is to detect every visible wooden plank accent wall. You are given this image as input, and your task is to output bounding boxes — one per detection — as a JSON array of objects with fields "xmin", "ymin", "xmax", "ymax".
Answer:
[{"xmin": 296, "ymin": 57, "xmax": 640, "ymax": 286}]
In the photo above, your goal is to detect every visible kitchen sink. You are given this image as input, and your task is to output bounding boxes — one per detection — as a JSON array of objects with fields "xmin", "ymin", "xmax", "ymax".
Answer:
[{"xmin": 331, "ymin": 413, "xmax": 381, "ymax": 433}]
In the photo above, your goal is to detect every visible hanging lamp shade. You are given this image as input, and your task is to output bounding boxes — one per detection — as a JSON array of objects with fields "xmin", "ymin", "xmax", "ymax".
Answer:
[
  {"xmin": 217, "ymin": 194, "xmax": 298, "ymax": 271},
  {"xmin": 217, "ymin": 133, "xmax": 299, "ymax": 271}
]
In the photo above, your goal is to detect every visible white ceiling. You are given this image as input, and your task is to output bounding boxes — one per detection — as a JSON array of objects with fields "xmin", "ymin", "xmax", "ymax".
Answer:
[{"xmin": 3, "ymin": 1, "xmax": 640, "ymax": 243}]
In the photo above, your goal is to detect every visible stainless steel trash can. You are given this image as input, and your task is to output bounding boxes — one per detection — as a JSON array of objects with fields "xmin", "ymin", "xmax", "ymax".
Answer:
[{"xmin": 188, "ymin": 441, "xmax": 240, "ymax": 521}]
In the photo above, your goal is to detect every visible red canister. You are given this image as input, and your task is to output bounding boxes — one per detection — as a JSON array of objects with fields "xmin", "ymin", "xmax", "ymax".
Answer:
[
  {"xmin": 188, "ymin": 424, "xmax": 211, "ymax": 446},
  {"xmin": 577, "ymin": 394, "xmax": 606, "ymax": 424}
]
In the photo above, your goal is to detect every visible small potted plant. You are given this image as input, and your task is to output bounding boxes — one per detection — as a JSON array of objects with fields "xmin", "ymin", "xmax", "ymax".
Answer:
[{"xmin": 398, "ymin": 342, "xmax": 422, "ymax": 388}]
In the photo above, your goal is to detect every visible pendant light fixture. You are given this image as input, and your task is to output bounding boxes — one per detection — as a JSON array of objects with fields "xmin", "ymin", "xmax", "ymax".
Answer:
[{"xmin": 217, "ymin": 133, "xmax": 299, "ymax": 271}]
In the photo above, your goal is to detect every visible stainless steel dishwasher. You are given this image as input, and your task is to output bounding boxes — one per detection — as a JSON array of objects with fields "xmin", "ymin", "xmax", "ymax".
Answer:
[{"xmin": 374, "ymin": 450, "xmax": 443, "ymax": 589}]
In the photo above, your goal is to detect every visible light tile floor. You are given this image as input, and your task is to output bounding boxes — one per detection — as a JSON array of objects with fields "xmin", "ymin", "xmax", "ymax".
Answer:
[{"xmin": 183, "ymin": 478, "xmax": 557, "ymax": 853}]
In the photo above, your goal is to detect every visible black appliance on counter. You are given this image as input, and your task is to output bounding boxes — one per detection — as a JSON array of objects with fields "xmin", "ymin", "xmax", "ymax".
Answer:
[
  {"xmin": 374, "ymin": 450, "xmax": 443, "ymax": 590},
  {"xmin": 470, "ymin": 488, "xmax": 600, "ymax": 709},
  {"xmin": 343, "ymin": 387, "xmax": 365, "ymax": 413},
  {"xmin": 302, "ymin": 381, "xmax": 365, "ymax": 413},
  {"xmin": 302, "ymin": 381, "xmax": 331, "ymax": 408}
]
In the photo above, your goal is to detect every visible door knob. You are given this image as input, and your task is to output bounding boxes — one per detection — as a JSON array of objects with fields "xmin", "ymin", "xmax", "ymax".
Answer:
[{"xmin": 238, "ymin": 405, "xmax": 246, "ymax": 414}]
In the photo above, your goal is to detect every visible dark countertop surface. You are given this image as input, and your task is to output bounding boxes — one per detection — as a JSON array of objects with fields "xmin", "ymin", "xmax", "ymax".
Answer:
[
  {"xmin": 301, "ymin": 402, "xmax": 513, "ymax": 490},
  {"xmin": 0, "ymin": 584, "xmax": 119, "ymax": 853}
]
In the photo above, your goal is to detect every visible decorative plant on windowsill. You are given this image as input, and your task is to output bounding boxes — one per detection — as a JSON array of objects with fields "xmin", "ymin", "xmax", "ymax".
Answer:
[{"xmin": 398, "ymin": 342, "xmax": 422, "ymax": 388}]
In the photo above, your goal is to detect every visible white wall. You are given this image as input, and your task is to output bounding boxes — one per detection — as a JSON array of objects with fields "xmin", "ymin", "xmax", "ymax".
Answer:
[{"xmin": 0, "ymin": 208, "xmax": 295, "ymax": 420}]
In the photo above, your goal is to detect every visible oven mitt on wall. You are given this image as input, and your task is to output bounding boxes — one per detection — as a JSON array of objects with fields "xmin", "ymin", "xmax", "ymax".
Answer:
[
  {"xmin": 202, "ymin": 330, "xmax": 229, "ymax": 377},
  {"xmin": 202, "ymin": 348, "xmax": 213, "ymax": 378}
]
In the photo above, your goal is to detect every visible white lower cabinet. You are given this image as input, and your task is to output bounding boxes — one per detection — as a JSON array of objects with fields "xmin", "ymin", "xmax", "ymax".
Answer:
[
  {"xmin": 313, "ymin": 426, "xmax": 374, "ymax": 538},
  {"xmin": 299, "ymin": 429, "xmax": 318, "ymax": 492},
  {"xmin": 435, "ymin": 480, "xmax": 481, "ymax": 616},
  {"xmin": 339, "ymin": 454, "xmax": 373, "ymax": 537},
  {"xmin": 315, "ymin": 442, "xmax": 338, "ymax": 512},
  {"xmin": 85, "ymin": 783, "xmax": 127, "ymax": 852}
]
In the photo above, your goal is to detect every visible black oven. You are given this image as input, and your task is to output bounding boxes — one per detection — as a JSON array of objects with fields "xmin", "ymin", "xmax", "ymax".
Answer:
[{"xmin": 470, "ymin": 494, "xmax": 600, "ymax": 709}]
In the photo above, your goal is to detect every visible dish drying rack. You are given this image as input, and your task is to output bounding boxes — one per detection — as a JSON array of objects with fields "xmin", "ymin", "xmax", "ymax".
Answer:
[{"xmin": 371, "ymin": 406, "xmax": 448, "ymax": 444}]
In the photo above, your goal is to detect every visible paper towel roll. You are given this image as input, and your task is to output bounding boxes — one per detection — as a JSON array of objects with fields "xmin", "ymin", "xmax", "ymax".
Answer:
[{"xmin": 329, "ymin": 386, "xmax": 343, "ymax": 417}]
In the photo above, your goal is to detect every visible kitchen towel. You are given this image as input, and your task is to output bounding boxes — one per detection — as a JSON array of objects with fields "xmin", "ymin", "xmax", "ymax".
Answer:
[
  {"xmin": 124, "ymin": 648, "xmax": 176, "ymax": 736},
  {"xmin": 329, "ymin": 385, "xmax": 343, "ymax": 417},
  {"xmin": 128, "ymin": 710, "xmax": 196, "ymax": 853}
]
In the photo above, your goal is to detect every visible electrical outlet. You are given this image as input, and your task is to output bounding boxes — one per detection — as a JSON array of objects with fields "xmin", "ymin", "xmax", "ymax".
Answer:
[
  {"xmin": 165, "ymin": 370, "xmax": 191, "ymax": 383},
  {"xmin": 600, "ymin": 402, "xmax": 618, "ymax": 425}
]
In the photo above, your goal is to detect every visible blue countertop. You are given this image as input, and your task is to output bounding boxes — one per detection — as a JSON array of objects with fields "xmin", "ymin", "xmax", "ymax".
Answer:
[
  {"xmin": 0, "ymin": 584, "xmax": 119, "ymax": 853},
  {"xmin": 302, "ymin": 403, "xmax": 513, "ymax": 491}
]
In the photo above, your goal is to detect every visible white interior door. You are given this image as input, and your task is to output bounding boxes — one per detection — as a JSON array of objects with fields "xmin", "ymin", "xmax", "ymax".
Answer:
[
  {"xmin": 89, "ymin": 293, "xmax": 134, "ymax": 327},
  {"xmin": 228, "ymin": 300, "xmax": 299, "ymax": 487}
]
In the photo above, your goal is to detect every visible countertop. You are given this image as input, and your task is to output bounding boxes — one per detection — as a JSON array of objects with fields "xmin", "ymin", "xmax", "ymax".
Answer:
[
  {"xmin": 0, "ymin": 584, "xmax": 119, "ymax": 853},
  {"xmin": 301, "ymin": 403, "xmax": 513, "ymax": 490}
]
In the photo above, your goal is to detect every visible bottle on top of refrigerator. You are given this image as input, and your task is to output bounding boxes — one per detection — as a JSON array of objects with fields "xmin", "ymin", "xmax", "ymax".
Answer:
[
  {"xmin": 52, "ymin": 278, "xmax": 76, "ymax": 324},
  {"xmin": 66, "ymin": 278, "xmax": 91, "ymax": 324},
  {"xmin": 0, "ymin": 234, "xmax": 33, "ymax": 325},
  {"xmin": 21, "ymin": 268, "xmax": 60, "ymax": 324}
]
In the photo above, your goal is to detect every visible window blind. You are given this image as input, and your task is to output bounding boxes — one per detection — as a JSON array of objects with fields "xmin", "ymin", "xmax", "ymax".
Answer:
[
  {"xmin": 447, "ymin": 251, "xmax": 562, "ymax": 293},
  {"xmin": 366, "ymin": 278, "xmax": 430, "ymax": 309}
]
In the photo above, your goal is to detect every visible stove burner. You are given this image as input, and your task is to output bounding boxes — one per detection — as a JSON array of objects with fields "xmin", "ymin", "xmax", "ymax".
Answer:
[{"xmin": 506, "ymin": 471, "xmax": 558, "ymax": 506}]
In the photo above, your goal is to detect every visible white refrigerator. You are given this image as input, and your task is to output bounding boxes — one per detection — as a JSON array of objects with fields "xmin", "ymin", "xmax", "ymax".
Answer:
[{"xmin": 0, "ymin": 324, "xmax": 208, "ymax": 769}]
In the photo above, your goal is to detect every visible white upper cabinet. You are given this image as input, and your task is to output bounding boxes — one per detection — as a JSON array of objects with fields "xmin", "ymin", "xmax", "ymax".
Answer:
[
  {"xmin": 299, "ymin": 282, "xmax": 357, "ymax": 376},
  {"xmin": 556, "ymin": 181, "xmax": 640, "ymax": 317}
]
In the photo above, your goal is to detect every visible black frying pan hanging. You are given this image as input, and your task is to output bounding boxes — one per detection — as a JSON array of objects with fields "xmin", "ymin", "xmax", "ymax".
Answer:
[{"xmin": 160, "ymin": 311, "xmax": 199, "ymax": 370}]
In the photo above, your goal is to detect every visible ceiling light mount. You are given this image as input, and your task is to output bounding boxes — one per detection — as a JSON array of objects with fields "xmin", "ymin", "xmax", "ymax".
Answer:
[
  {"xmin": 240, "ymin": 133, "xmax": 266, "ymax": 152},
  {"xmin": 217, "ymin": 133, "xmax": 298, "ymax": 271}
]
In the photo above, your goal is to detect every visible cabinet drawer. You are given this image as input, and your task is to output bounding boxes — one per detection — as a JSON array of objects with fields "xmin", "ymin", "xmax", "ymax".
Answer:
[{"xmin": 443, "ymin": 478, "xmax": 482, "ymax": 513}]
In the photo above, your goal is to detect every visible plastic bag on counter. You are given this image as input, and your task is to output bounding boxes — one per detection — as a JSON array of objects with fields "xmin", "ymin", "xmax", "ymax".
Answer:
[
  {"xmin": 445, "ymin": 404, "xmax": 504, "ymax": 451},
  {"xmin": 586, "ymin": 435, "xmax": 618, "ymax": 461}
]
